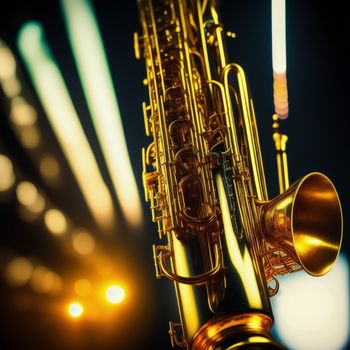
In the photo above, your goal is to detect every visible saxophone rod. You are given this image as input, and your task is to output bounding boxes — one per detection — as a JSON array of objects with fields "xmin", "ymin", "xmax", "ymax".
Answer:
[{"xmin": 272, "ymin": 114, "xmax": 289, "ymax": 193}]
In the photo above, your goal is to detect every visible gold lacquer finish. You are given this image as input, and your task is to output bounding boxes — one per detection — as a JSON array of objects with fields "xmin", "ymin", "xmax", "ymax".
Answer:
[{"xmin": 135, "ymin": 0, "xmax": 343, "ymax": 348}]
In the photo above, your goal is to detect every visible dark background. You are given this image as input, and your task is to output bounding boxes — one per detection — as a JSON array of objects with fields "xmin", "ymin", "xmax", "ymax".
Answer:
[{"xmin": 0, "ymin": 1, "xmax": 349, "ymax": 349}]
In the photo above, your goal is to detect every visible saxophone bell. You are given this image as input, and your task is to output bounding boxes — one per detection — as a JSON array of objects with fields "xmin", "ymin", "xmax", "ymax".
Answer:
[{"xmin": 262, "ymin": 172, "xmax": 343, "ymax": 278}]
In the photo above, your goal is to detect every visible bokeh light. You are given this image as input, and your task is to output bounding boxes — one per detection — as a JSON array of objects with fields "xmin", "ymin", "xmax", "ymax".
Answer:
[
  {"xmin": 30, "ymin": 266, "xmax": 55, "ymax": 293},
  {"xmin": 1, "ymin": 76, "xmax": 21, "ymax": 98},
  {"xmin": 16, "ymin": 181, "xmax": 38, "ymax": 206},
  {"xmin": 10, "ymin": 97, "xmax": 37, "ymax": 126},
  {"xmin": 27, "ymin": 193, "xmax": 45, "ymax": 214},
  {"xmin": 68, "ymin": 302, "xmax": 84, "ymax": 318},
  {"xmin": 44, "ymin": 209, "xmax": 67, "ymax": 235},
  {"xmin": 39, "ymin": 155, "xmax": 60, "ymax": 181},
  {"xmin": 0, "ymin": 41, "xmax": 16, "ymax": 79},
  {"xmin": 4, "ymin": 257, "xmax": 33, "ymax": 287},
  {"xmin": 72, "ymin": 229, "xmax": 95, "ymax": 255},
  {"xmin": 0, "ymin": 154, "xmax": 15, "ymax": 192},
  {"xmin": 105, "ymin": 285, "xmax": 125, "ymax": 304},
  {"xmin": 19, "ymin": 126, "xmax": 41, "ymax": 149}
]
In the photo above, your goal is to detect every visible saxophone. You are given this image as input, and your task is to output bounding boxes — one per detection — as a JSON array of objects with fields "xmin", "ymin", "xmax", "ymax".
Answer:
[{"xmin": 135, "ymin": 1, "xmax": 343, "ymax": 348}]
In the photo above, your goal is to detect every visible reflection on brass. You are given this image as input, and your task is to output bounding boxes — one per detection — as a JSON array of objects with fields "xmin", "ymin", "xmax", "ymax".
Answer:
[
  {"xmin": 192, "ymin": 313, "xmax": 284, "ymax": 350},
  {"xmin": 135, "ymin": 0, "xmax": 343, "ymax": 348}
]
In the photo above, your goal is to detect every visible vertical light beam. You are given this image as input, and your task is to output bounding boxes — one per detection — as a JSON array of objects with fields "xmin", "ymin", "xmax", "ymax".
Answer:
[
  {"xmin": 61, "ymin": 0, "xmax": 143, "ymax": 229},
  {"xmin": 272, "ymin": 0, "xmax": 286, "ymax": 74},
  {"xmin": 272, "ymin": 0, "xmax": 289, "ymax": 119},
  {"xmin": 17, "ymin": 21, "xmax": 115, "ymax": 231}
]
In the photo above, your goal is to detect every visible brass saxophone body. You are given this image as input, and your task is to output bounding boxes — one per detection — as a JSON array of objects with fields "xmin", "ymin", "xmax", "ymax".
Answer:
[{"xmin": 135, "ymin": 1, "xmax": 343, "ymax": 348}]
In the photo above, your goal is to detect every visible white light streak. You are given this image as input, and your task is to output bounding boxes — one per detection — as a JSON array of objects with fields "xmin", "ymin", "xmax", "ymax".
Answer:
[
  {"xmin": 61, "ymin": 0, "xmax": 143, "ymax": 229},
  {"xmin": 272, "ymin": 0, "xmax": 289, "ymax": 119},
  {"xmin": 272, "ymin": 0, "xmax": 286, "ymax": 74}
]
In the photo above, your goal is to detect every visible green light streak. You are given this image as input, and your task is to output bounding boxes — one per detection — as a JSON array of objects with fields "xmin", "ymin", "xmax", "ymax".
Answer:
[{"xmin": 17, "ymin": 21, "xmax": 115, "ymax": 230}]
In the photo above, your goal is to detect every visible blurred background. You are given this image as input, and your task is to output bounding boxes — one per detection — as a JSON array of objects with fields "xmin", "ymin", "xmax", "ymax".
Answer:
[{"xmin": 0, "ymin": 1, "xmax": 349, "ymax": 349}]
